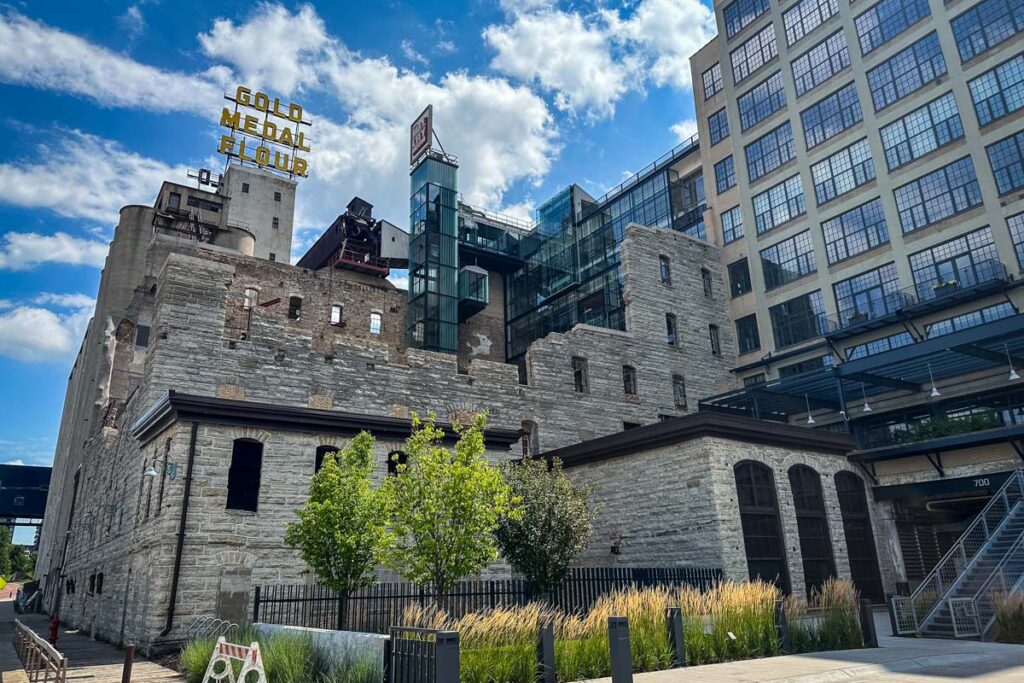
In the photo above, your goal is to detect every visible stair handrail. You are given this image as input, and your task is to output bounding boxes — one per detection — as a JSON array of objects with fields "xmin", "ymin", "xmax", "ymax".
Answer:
[
  {"xmin": 952, "ymin": 523, "xmax": 1024, "ymax": 638},
  {"xmin": 891, "ymin": 468, "xmax": 1024, "ymax": 635}
]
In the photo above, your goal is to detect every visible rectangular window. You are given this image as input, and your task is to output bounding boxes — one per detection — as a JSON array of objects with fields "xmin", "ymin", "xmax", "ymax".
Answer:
[
  {"xmin": 622, "ymin": 365, "xmax": 637, "ymax": 395},
  {"xmin": 701, "ymin": 268, "xmax": 713, "ymax": 296},
  {"xmin": 226, "ymin": 440, "xmax": 263, "ymax": 512},
  {"xmin": 822, "ymin": 197, "xmax": 889, "ymax": 264},
  {"xmin": 987, "ymin": 130, "xmax": 1024, "ymax": 195},
  {"xmin": 572, "ymin": 356, "xmax": 589, "ymax": 393},
  {"xmin": 709, "ymin": 324, "xmax": 722, "ymax": 355},
  {"xmin": 893, "ymin": 156, "xmax": 982, "ymax": 233},
  {"xmin": 272, "ymin": 217, "xmax": 280, "ymax": 230},
  {"xmin": 666, "ymin": 313, "xmax": 678, "ymax": 346},
  {"xmin": 724, "ymin": 0, "xmax": 770, "ymax": 39},
  {"xmin": 715, "ymin": 156, "xmax": 737, "ymax": 193},
  {"xmin": 833, "ymin": 262, "xmax": 902, "ymax": 322},
  {"xmin": 168, "ymin": 192, "xmax": 181, "ymax": 210},
  {"xmin": 925, "ymin": 302, "xmax": 1016, "ymax": 338},
  {"xmin": 269, "ymin": 253, "xmax": 276, "ymax": 261},
  {"xmin": 810, "ymin": 138, "xmax": 875, "ymax": 205},
  {"xmin": 1011, "ymin": 213, "xmax": 1024, "ymax": 268},
  {"xmin": 722, "ymin": 206, "xmax": 744, "ymax": 244},
  {"xmin": 800, "ymin": 83, "xmax": 862, "ymax": 150},
  {"xmin": 135, "ymin": 325, "xmax": 150, "ymax": 347},
  {"xmin": 854, "ymin": 0, "xmax": 931, "ymax": 56},
  {"xmin": 330, "ymin": 304, "xmax": 343, "ymax": 326},
  {"xmin": 738, "ymin": 72, "xmax": 787, "ymax": 131},
  {"xmin": 770, "ymin": 290, "xmax": 827, "ymax": 348},
  {"xmin": 950, "ymin": 0, "xmax": 1024, "ymax": 63},
  {"xmin": 730, "ymin": 24, "xmax": 778, "ymax": 85},
  {"xmin": 846, "ymin": 331, "xmax": 914, "ymax": 360},
  {"xmin": 784, "ymin": 0, "xmax": 839, "ymax": 46},
  {"xmin": 672, "ymin": 374, "xmax": 688, "ymax": 408},
  {"xmin": 743, "ymin": 373, "xmax": 767, "ymax": 386},
  {"xmin": 708, "ymin": 108, "xmax": 730, "ymax": 145},
  {"xmin": 729, "ymin": 258, "xmax": 753, "ymax": 297},
  {"xmin": 866, "ymin": 33, "xmax": 947, "ymax": 113},
  {"xmin": 752, "ymin": 175, "xmax": 806, "ymax": 234},
  {"xmin": 791, "ymin": 31, "xmax": 850, "ymax": 97},
  {"xmin": 736, "ymin": 314, "xmax": 761, "ymax": 353},
  {"xmin": 969, "ymin": 53, "xmax": 1024, "ymax": 126},
  {"xmin": 274, "ymin": 191, "xmax": 282, "ymax": 202},
  {"xmin": 370, "ymin": 311, "xmax": 383, "ymax": 334},
  {"xmin": 187, "ymin": 196, "xmax": 221, "ymax": 212},
  {"xmin": 287, "ymin": 296, "xmax": 302, "ymax": 320},
  {"xmin": 241, "ymin": 182, "xmax": 250, "ymax": 193},
  {"xmin": 908, "ymin": 226, "xmax": 999, "ymax": 300},
  {"xmin": 703, "ymin": 62, "xmax": 723, "ymax": 100},
  {"xmin": 760, "ymin": 230, "xmax": 817, "ymax": 290},
  {"xmin": 779, "ymin": 355, "xmax": 833, "ymax": 378},
  {"xmin": 660, "ymin": 255, "xmax": 672, "ymax": 285},
  {"xmin": 879, "ymin": 93, "xmax": 964, "ymax": 171},
  {"xmin": 745, "ymin": 122, "xmax": 796, "ymax": 183}
]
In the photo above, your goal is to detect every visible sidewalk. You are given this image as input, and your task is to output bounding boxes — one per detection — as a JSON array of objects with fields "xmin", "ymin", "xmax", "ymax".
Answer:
[{"xmin": 583, "ymin": 612, "xmax": 1024, "ymax": 682}]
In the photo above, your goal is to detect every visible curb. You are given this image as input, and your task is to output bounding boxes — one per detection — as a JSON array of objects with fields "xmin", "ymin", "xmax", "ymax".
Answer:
[{"xmin": 764, "ymin": 652, "xmax": 989, "ymax": 683}]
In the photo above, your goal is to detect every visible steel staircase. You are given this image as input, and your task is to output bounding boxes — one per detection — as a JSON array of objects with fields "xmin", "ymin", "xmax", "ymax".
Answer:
[{"xmin": 891, "ymin": 469, "xmax": 1024, "ymax": 639}]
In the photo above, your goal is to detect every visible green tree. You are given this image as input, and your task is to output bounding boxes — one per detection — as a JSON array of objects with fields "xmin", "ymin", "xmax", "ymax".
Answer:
[
  {"xmin": 8, "ymin": 545, "xmax": 32, "ymax": 577},
  {"xmin": 284, "ymin": 432, "xmax": 390, "ymax": 619},
  {"xmin": 381, "ymin": 412, "xmax": 516, "ymax": 607},
  {"xmin": 495, "ymin": 457, "xmax": 596, "ymax": 594},
  {"xmin": 0, "ymin": 528, "xmax": 13, "ymax": 579}
]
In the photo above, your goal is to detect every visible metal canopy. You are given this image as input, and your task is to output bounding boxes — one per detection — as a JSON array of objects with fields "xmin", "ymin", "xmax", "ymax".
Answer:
[{"xmin": 700, "ymin": 313, "xmax": 1024, "ymax": 420}]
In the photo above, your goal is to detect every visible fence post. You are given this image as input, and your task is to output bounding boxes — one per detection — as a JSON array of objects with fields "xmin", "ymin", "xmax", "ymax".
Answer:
[
  {"xmin": 435, "ymin": 631, "xmax": 460, "ymax": 683},
  {"xmin": 775, "ymin": 601, "xmax": 790, "ymax": 654},
  {"xmin": 382, "ymin": 633, "xmax": 392, "ymax": 683},
  {"xmin": 887, "ymin": 596, "xmax": 900, "ymax": 637},
  {"xmin": 666, "ymin": 607, "xmax": 685, "ymax": 668},
  {"xmin": 251, "ymin": 586, "xmax": 261, "ymax": 624},
  {"xmin": 121, "ymin": 644, "xmax": 135, "ymax": 683},
  {"xmin": 608, "ymin": 617, "xmax": 633, "ymax": 683},
  {"xmin": 860, "ymin": 599, "xmax": 878, "ymax": 648},
  {"xmin": 536, "ymin": 620, "xmax": 556, "ymax": 683}
]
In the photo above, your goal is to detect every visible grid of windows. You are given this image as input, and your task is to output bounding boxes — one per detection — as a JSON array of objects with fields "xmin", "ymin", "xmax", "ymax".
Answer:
[
  {"xmin": 731, "ymin": 24, "xmax": 778, "ymax": 85},
  {"xmin": 779, "ymin": 355, "xmax": 833, "ymax": 378},
  {"xmin": 761, "ymin": 231, "xmax": 817, "ymax": 290},
  {"xmin": 725, "ymin": 0, "xmax": 770, "ymax": 39},
  {"xmin": 810, "ymin": 138, "xmax": 875, "ymax": 205},
  {"xmin": 709, "ymin": 108, "xmax": 730, "ymax": 145},
  {"xmin": 833, "ymin": 262, "xmax": 902, "ymax": 321},
  {"xmin": 738, "ymin": 72, "xmax": 787, "ymax": 131},
  {"xmin": 715, "ymin": 156, "xmax": 737, "ymax": 193},
  {"xmin": 784, "ymin": 0, "xmax": 838, "ymax": 46},
  {"xmin": 1011, "ymin": 213, "xmax": 1024, "ymax": 268},
  {"xmin": 865, "ymin": 33, "xmax": 947, "ymax": 112},
  {"xmin": 846, "ymin": 331, "xmax": 914, "ymax": 360},
  {"xmin": 736, "ymin": 314, "xmax": 761, "ymax": 354},
  {"xmin": 987, "ymin": 131, "xmax": 1024, "ymax": 195},
  {"xmin": 792, "ymin": 31, "xmax": 850, "ymax": 97},
  {"xmin": 753, "ymin": 175, "xmax": 806, "ymax": 234},
  {"xmin": 822, "ymin": 198, "xmax": 889, "ymax": 264},
  {"xmin": 969, "ymin": 54, "xmax": 1024, "ymax": 127},
  {"xmin": 879, "ymin": 93, "xmax": 964, "ymax": 171},
  {"xmin": 854, "ymin": 0, "xmax": 931, "ymax": 56},
  {"xmin": 926, "ymin": 302, "xmax": 1016, "ymax": 338},
  {"xmin": 894, "ymin": 157, "xmax": 981, "ymax": 233},
  {"xmin": 770, "ymin": 290, "xmax": 827, "ymax": 348},
  {"xmin": 908, "ymin": 227, "xmax": 998, "ymax": 299},
  {"xmin": 722, "ymin": 206, "xmax": 745, "ymax": 244},
  {"xmin": 703, "ymin": 62, "xmax": 723, "ymax": 100},
  {"xmin": 745, "ymin": 123, "xmax": 796, "ymax": 182},
  {"xmin": 801, "ymin": 83, "xmax": 862, "ymax": 150},
  {"xmin": 950, "ymin": 0, "xmax": 1024, "ymax": 63},
  {"xmin": 729, "ymin": 258, "xmax": 752, "ymax": 296}
]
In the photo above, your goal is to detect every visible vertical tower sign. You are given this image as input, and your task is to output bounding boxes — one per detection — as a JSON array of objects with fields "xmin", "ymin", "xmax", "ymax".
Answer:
[{"xmin": 410, "ymin": 105, "xmax": 432, "ymax": 164}]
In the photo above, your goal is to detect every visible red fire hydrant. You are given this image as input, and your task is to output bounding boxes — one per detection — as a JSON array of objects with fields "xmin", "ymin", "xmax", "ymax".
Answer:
[{"xmin": 47, "ymin": 616, "xmax": 60, "ymax": 646}]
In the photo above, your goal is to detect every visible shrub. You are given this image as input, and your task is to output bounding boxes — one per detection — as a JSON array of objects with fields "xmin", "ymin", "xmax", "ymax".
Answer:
[{"xmin": 995, "ymin": 593, "xmax": 1024, "ymax": 643}]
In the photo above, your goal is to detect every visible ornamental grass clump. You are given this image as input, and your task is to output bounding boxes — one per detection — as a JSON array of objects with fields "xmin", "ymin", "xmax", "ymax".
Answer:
[
  {"xmin": 786, "ymin": 578, "xmax": 862, "ymax": 653},
  {"xmin": 676, "ymin": 579, "xmax": 779, "ymax": 665},
  {"xmin": 995, "ymin": 592, "xmax": 1024, "ymax": 643}
]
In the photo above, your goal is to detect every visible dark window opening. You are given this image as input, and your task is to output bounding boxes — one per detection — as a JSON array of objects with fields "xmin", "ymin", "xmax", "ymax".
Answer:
[
  {"xmin": 673, "ymin": 374, "xmax": 688, "ymax": 409},
  {"xmin": 623, "ymin": 421, "xmax": 642, "ymax": 430},
  {"xmin": 835, "ymin": 471, "xmax": 884, "ymax": 602},
  {"xmin": 269, "ymin": 253, "xmax": 276, "ymax": 262},
  {"xmin": 167, "ymin": 192, "xmax": 181, "ymax": 210},
  {"xmin": 729, "ymin": 259, "xmax": 752, "ymax": 297},
  {"xmin": 274, "ymin": 191, "xmax": 282, "ymax": 202},
  {"xmin": 88, "ymin": 573, "xmax": 96, "ymax": 595},
  {"xmin": 288, "ymin": 296, "xmax": 302, "ymax": 320},
  {"xmin": 735, "ymin": 461, "xmax": 790, "ymax": 593},
  {"xmin": 572, "ymin": 356, "xmax": 589, "ymax": 393},
  {"xmin": 659, "ymin": 256, "xmax": 672, "ymax": 285},
  {"xmin": 666, "ymin": 313, "xmax": 678, "ymax": 346},
  {"xmin": 272, "ymin": 217, "xmax": 280, "ymax": 230},
  {"xmin": 187, "ymin": 196, "xmax": 222, "ymax": 212},
  {"xmin": 701, "ymin": 268, "xmax": 713, "ymax": 297},
  {"xmin": 226, "ymin": 439, "xmax": 263, "ymax": 512},
  {"xmin": 709, "ymin": 324, "xmax": 722, "ymax": 355},
  {"xmin": 622, "ymin": 365, "xmax": 637, "ymax": 396},
  {"xmin": 736, "ymin": 314, "xmax": 760, "ymax": 354},
  {"xmin": 744, "ymin": 373, "xmax": 767, "ymax": 386},
  {"xmin": 387, "ymin": 450, "xmax": 408, "ymax": 476},
  {"xmin": 315, "ymin": 445, "xmax": 339, "ymax": 472},
  {"xmin": 135, "ymin": 325, "xmax": 151, "ymax": 348},
  {"xmin": 789, "ymin": 465, "xmax": 837, "ymax": 597},
  {"xmin": 242, "ymin": 182, "xmax": 250, "ymax": 193},
  {"xmin": 521, "ymin": 421, "xmax": 539, "ymax": 458},
  {"xmin": 96, "ymin": 572, "xmax": 104, "ymax": 595}
]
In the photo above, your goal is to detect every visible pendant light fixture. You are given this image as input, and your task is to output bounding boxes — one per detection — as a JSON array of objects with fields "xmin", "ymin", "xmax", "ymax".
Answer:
[
  {"xmin": 1006, "ymin": 344, "xmax": 1020, "ymax": 382},
  {"xmin": 928, "ymin": 362, "xmax": 940, "ymax": 398},
  {"xmin": 861, "ymin": 382, "xmax": 872, "ymax": 413},
  {"xmin": 805, "ymin": 394, "xmax": 816, "ymax": 425}
]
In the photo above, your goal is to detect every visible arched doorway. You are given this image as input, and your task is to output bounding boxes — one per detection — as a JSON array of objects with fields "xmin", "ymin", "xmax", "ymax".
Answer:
[
  {"xmin": 734, "ymin": 461, "xmax": 790, "ymax": 593},
  {"xmin": 789, "ymin": 465, "xmax": 836, "ymax": 596},
  {"xmin": 835, "ymin": 471, "xmax": 884, "ymax": 602}
]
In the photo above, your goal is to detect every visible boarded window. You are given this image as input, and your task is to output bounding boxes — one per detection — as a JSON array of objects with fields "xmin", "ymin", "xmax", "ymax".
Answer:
[
  {"xmin": 242, "ymin": 183, "xmax": 250, "ymax": 193},
  {"xmin": 226, "ymin": 439, "xmax": 263, "ymax": 512},
  {"xmin": 288, "ymin": 296, "xmax": 302, "ymax": 320}
]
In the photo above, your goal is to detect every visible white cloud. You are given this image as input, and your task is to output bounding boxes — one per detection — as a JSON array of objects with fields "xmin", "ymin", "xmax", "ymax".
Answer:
[
  {"xmin": 31, "ymin": 293, "xmax": 97, "ymax": 309},
  {"xmin": 0, "ymin": 11, "xmax": 223, "ymax": 114},
  {"xmin": 0, "ymin": 300, "xmax": 92, "ymax": 363},
  {"xmin": 401, "ymin": 40, "xmax": 428, "ymax": 66},
  {"xmin": 3, "ymin": 459, "xmax": 25, "ymax": 466},
  {"xmin": 0, "ymin": 129, "xmax": 189, "ymax": 224},
  {"xmin": 0, "ymin": 231, "xmax": 109, "ymax": 270},
  {"xmin": 435, "ymin": 40, "xmax": 456, "ymax": 54},
  {"xmin": 118, "ymin": 5, "xmax": 145, "ymax": 42},
  {"xmin": 387, "ymin": 270, "xmax": 409, "ymax": 291},
  {"xmin": 198, "ymin": 4, "xmax": 329, "ymax": 94},
  {"xmin": 670, "ymin": 118, "xmax": 698, "ymax": 143},
  {"xmin": 0, "ymin": 437, "xmax": 55, "ymax": 467}
]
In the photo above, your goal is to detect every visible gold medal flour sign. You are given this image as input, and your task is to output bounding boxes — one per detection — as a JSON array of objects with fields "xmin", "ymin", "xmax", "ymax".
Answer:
[{"xmin": 218, "ymin": 86, "xmax": 311, "ymax": 177}]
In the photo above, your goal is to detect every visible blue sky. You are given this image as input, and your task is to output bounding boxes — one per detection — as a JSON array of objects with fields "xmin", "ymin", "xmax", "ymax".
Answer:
[{"xmin": 0, "ymin": 0, "xmax": 714, "ymax": 479}]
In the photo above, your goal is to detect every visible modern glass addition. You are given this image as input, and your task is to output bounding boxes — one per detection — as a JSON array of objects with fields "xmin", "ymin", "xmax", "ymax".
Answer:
[
  {"xmin": 907, "ymin": 227, "xmax": 999, "ymax": 300},
  {"xmin": 769, "ymin": 290, "xmax": 827, "ymax": 348},
  {"xmin": 703, "ymin": 62, "xmax": 724, "ymax": 100},
  {"xmin": 789, "ymin": 466, "xmax": 837, "ymax": 597},
  {"xmin": 821, "ymin": 198, "xmax": 889, "ymax": 264},
  {"xmin": 731, "ymin": 23, "xmax": 778, "ymax": 85},
  {"xmin": 832, "ymin": 262, "xmax": 902, "ymax": 323},
  {"xmin": 893, "ymin": 157, "xmax": 982, "ymax": 234},
  {"xmin": 722, "ymin": 206, "xmax": 745, "ymax": 244},
  {"xmin": 738, "ymin": 72, "xmax": 787, "ymax": 131},
  {"xmin": 879, "ymin": 93, "xmax": 964, "ymax": 171},
  {"xmin": 791, "ymin": 31, "xmax": 850, "ymax": 97},
  {"xmin": 987, "ymin": 130, "xmax": 1024, "ymax": 195},
  {"xmin": 709, "ymin": 108, "xmax": 731, "ymax": 145},
  {"xmin": 760, "ymin": 231, "xmax": 816, "ymax": 290},
  {"xmin": 1011, "ymin": 213, "xmax": 1024, "ymax": 268},
  {"xmin": 845, "ymin": 331, "xmax": 914, "ymax": 360},
  {"xmin": 715, "ymin": 156, "xmax": 737, "ymax": 193},
  {"xmin": 753, "ymin": 175, "xmax": 806, "ymax": 234},
  {"xmin": 969, "ymin": 53, "xmax": 1024, "ymax": 126},
  {"xmin": 745, "ymin": 122, "xmax": 796, "ymax": 182},
  {"xmin": 735, "ymin": 461, "xmax": 791, "ymax": 593},
  {"xmin": 729, "ymin": 258, "xmax": 753, "ymax": 297},
  {"xmin": 865, "ymin": 33, "xmax": 947, "ymax": 112},
  {"xmin": 736, "ymin": 314, "xmax": 761, "ymax": 353},
  {"xmin": 950, "ymin": 0, "xmax": 1024, "ymax": 63},
  {"xmin": 925, "ymin": 301, "xmax": 1016, "ymax": 339},
  {"xmin": 810, "ymin": 138, "xmax": 875, "ymax": 205},
  {"xmin": 801, "ymin": 83, "xmax": 862, "ymax": 150},
  {"xmin": 835, "ymin": 472, "xmax": 884, "ymax": 603},
  {"xmin": 854, "ymin": 0, "xmax": 931, "ymax": 56},
  {"xmin": 783, "ymin": 0, "xmax": 838, "ymax": 46},
  {"xmin": 724, "ymin": 0, "xmax": 771, "ymax": 39}
]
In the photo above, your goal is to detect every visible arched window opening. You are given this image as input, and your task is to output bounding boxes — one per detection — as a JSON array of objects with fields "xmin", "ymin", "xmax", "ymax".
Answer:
[
  {"xmin": 387, "ymin": 450, "xmax": 408, "ymax": 476},
  {"xmin": 789, "ymin": 465, "xmax": 836, "ymax": 597},
  {"xmin": 735, "ymin": 461, "xmax": 790, "ymax": 593},
  {"xmin": 315, "ymin": 445, "xmax": 339, "ymax": 472},
  {"xmin": 227, "ymin": 439, "xmax": 263, "ymax": 512},
  {"xmin": 835, "ymin": 471, "xmax": 884, "ymax": 602}
]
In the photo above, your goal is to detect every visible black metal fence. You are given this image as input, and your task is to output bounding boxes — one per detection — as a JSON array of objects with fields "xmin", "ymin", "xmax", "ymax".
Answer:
[
  {"xmin": 385, "ymin": 627, "xmax": 459, "ymax": 683},
  {"xmin": 253, "ymin": 566, "xmax": 722, "ymax": 634}
]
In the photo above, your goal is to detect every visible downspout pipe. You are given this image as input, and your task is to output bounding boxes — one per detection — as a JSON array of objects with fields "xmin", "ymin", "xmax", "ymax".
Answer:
[{"xmin": 160, "ymin": 421, "xmax": 198, "ymax": 637}]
